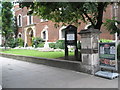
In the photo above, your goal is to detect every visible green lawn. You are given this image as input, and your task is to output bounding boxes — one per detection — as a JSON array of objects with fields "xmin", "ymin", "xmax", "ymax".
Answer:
[{"xmin": 0, "ymin": 49, "xmax": 74, "ymax": 59}]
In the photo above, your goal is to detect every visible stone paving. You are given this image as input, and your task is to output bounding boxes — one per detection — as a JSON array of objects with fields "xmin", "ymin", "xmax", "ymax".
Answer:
[
  {"xmin": 0, "ymin": 57, "xmax": 2, "ymax": 90},
  {"xmin": 1, "ymin": 57, "xmax": 118, "ymax": 88}
]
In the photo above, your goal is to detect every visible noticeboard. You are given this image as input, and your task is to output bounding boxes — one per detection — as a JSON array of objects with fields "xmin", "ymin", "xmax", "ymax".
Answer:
[
  {"xmin": 67, "ymin": 34, "xmax": 75, "ymax": 41},
  {"xmin": 99, "ymin": 43, "xmax": 117, "ymax": 70},
  {"xmin": 64, "ymin": 25, "xmax": 78, "ymax": 59},
  {"xmin": 65, "ymin": 25, "xmax": 77, "ymax": 45}
]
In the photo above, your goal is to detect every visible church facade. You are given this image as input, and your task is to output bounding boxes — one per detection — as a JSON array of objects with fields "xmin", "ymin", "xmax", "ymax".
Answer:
[{"xmin": 14, "ymin": 3, "xmax": 119, "ymax": 46}]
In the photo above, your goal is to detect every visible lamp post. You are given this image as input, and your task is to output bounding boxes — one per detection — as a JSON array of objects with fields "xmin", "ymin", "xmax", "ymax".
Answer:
[
  {"xmin": 115, "ymin": 22, "xmax": 118, "ymax": 42},
  {"xmin": 114, "ymin": 2, "xmax": 118, "ymax": 42},
  {"xmin": 115, "ymin": 22, "xmax": 120, "ymax": 44}
]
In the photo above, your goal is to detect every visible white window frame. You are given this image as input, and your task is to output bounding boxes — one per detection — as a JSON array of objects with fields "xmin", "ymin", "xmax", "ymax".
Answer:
[
  {"xmin": 18, "ymin": 32, "xmax": 22, "ymax": 38},
  {"xmin": 41, "ymin": 30, "xmax": 48, "ymax": 41},
  {"xmin": 17, "ymin": 14, "xmax": 22, "ymax": 27},
  {"xmin": 59, "ymin": 26, "xmax": 66, "ymax": 40},
  {"xmin": 27, "ymin": 15, "xmax": 33, "ymax": 25},
  {"xmin": 41, "ymin": 25, "xmax": 49, "ymax": 41}
]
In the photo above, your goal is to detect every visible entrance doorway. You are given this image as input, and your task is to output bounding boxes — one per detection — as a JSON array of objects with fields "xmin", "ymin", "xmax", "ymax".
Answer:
[{"xmin": 27, "ymin": 28, "xmax": 33, "ymax": 46}]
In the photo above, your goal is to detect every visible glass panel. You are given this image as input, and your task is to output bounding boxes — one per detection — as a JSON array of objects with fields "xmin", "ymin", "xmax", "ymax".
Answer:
[
  {"xmin": 29, "ymin": 16, "xmax": 32, "ymax": 24},
  {"xmin": 43, "ymin": 31, "xmax": 46, "ymax": 39},
  {"xmin": 19, "ymin": 15, "xmax": 21, "ymax": 26},
  {"xmin": 62, "ymin": 29, "xmax": 65, "ymax": 38}
]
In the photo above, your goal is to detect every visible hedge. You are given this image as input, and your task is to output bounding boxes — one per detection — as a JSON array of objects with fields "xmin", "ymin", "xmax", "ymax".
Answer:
[{"xmin": 32, "ymin": 37, "xmax": 44, "ymax": 48}]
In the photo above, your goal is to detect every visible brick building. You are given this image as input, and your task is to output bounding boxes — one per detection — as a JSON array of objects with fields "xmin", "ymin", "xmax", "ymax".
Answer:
[{"xmin": 14, "ymin": 3, "xmax": 119, "ymax": 47}]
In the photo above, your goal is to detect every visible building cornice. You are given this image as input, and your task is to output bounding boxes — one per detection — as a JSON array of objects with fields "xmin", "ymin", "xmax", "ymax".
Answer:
[
  {"xmin": 24, "ymin": 23, "xmax": 36, "ymax": 28},
  {"xmin": 14, "ymin": 8, "xmax": 21, "ymax": 12}
]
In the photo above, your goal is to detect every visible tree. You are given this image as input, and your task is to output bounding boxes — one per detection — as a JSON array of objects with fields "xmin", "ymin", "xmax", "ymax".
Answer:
[
  {"xmin": 104, "ymin": 18, "xmax": 120, "ymax": 35},
  {"xmin": 0, "ymin": 1, "xmax": 2, "ymax": 29},
  {"xmin": 12, "ymin": 16, "xmax": 18, "ymax": 38},
  {"xmin": 2, "ymin": 2, "xmax": 13, "ymax": 49},
  {"xmin": 104, "ymin": 2, "xmax": 120, "ymax": 39},
  {"xmin": 0, "ymin": 4, "xmax": 2, "ymax": 29},
  {"xmin": 0, "ymin": 2, "xmax": 2, "ymax": 46},
  {"xmin": 19, "ymin": 2, "xmax": 112, "ymax": 30}
]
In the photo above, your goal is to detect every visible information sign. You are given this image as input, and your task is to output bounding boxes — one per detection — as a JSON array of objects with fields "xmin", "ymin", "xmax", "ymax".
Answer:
[
  {"xmin": 99, "ymin": 43, "xmax": 117, "ymax": 70},
  {"xmin": 67, "ymin": 34, "xmax": 75, "ymax": 40}
]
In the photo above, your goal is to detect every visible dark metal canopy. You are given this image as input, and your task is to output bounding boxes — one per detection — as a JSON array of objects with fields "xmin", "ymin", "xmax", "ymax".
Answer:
[
  {"xmin": 78, "ymin": 28, "xmax": 101, "ymax": 34},
  {"xmin": 64, "ymin": 25, "xmax": 77, "ymax": 31}
]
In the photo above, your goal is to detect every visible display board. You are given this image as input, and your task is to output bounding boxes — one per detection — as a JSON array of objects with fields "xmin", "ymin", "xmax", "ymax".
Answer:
[
  {"xmin": 99, "ymin": 43, "xmax": 117, "ymax": 70},
  {"xmin": 67, "ymin": 34, "xmax": 75, "ymax": 40},
  {"xmin": 64, "ymin": 25, "xmax": 78, "ymax": 59}
]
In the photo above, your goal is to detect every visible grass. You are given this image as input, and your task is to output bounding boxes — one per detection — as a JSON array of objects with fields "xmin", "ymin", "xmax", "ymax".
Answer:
[{"xmin": 0, "ymin": 49, "xmax": 74, "ymax": 59}]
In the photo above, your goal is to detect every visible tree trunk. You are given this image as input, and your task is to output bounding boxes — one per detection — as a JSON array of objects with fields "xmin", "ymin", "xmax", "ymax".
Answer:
[
  {"xmin": 4, "ymin": 38, "xmax": 7, "ymax": 50},
  {"xmin": 94, "ymin": 3, "xmax": 105, "ymax": 30}
]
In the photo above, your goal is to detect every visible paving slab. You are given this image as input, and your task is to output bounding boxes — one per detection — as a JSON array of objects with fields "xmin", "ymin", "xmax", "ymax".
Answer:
[{"xmin": 0, "ymin": 56, "xmax": 118, "ymax": 88}]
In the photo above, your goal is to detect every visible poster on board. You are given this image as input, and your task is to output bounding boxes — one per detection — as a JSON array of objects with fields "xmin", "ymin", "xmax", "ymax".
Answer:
[
  {"xmin": 67, "ymin": 34, "xmax": 75, "ymax": 40},
  {"xmin": 99, "ymin": 43, "xmax": 117, "ymax": 70}
]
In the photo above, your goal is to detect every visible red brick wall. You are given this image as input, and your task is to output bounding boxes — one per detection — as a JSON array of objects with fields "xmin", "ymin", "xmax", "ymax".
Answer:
[
  {"xmin": 14, "ymin": 4, "xmax": 116, "ymax": 43},
  {"xmin": 35, "ymin": 21, "xmax": 59, "ymax": 42},
  {"xmin": 118, "ymin": 6, "xmax": 120, "ymax": 21},
  {"xmin": 100, "ymin": 5, "xmax": 114, "ymax": 40}
]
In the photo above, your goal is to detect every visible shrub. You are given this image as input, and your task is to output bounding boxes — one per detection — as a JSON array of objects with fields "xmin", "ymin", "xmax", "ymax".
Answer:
[
  {"xmin": 117, "ymin": 43, "xmax": 120, "ymax": 60},
  {"xmin": 55, "ymin": 40, "xmax": 65, "ymax": 49},
  {"xmin": 49, "ymin": 43, "xmax": 56, "ymax": 49},
  {"xmin": 7, "ymin": 38, "xmax": 24, "ymax": 48},
  {"xmin": 7, "ymin": 37, "xmax": 16, "ymax": 48},
  {"xmin": 17, "ymin": 38, "xmax": 24, "ymax": 47},
  {"xmin": 32, "ymin": 37, "xmax": 44, "ymax": 48},
  {"xmin": 37, "ymin": 42, "xmax": 45, "ymax": 47}
]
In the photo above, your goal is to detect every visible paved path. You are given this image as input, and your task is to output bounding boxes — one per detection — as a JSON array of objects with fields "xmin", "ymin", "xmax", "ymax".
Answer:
[{"xmin": 1, "ymin": 57, "xmax": 118, "ymax": 88}]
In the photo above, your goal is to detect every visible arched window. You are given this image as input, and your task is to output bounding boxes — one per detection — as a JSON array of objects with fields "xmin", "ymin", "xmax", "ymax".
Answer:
[
  {"xmin": 17, "ymin": 14, "xmax": 22, "ymax": 27},
  {"xmin": 41, "ymin": 25, "xmax": 48, "ymax": 41},
  {"xmin": 43, "ymin": 31, "xmax": 46, "ymax": 39},
  {"xmin": 27, "ymin": 15, "xmax": 33, "ymax": 25},
  {"xmin": 19, "ymin": 34, "xmax": 22, "ymax": 38},
  {"xmin": 41, "ymin": 30, "xmax": 48, "ymax": 41},
  {"xmin": 61, "ymin": 29, "xmax": 65, "ymax": 38},
  {"xmin": 29, "ymin": 15, "xmax": 32, "ymax": 24},
  {"xmin": 59, "ymin": 26, "xmax": 66, "ymax": 40},
  {"xmin": 18, "ymin": 32, "xmax": 22, "ymax": 38}
]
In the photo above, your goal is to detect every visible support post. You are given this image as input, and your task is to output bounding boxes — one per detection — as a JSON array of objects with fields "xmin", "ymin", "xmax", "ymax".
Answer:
[{"xmin": 78, "ymin": 28, "xmax": 101, "ymax": 74}]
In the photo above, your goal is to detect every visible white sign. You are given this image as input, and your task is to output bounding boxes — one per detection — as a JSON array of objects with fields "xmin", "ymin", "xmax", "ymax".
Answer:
[
  {"xmin": 110, "ymin": 46, "xmax": 116, "ymax": 54},
  {"xmin": 67, "ymin": 34, "xmax": 75, "ymax": 40},
  {"xmin": 100, "ymin": 46, "xmax": 104, "ymax": 54}
]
